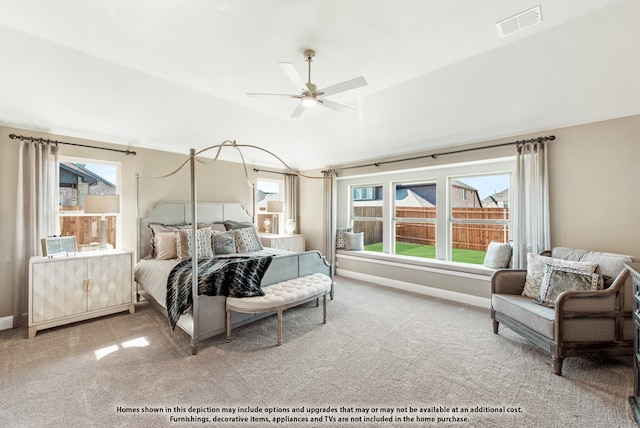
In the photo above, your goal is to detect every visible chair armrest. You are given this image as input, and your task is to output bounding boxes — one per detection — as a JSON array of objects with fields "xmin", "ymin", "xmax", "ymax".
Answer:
[
  {"xmin": 491, "ymin": 269, "xmax": 527, "ymax": 295},
  {"xmin": 555, "ymin": 269, "xmax": 630, "ymax": 315}
]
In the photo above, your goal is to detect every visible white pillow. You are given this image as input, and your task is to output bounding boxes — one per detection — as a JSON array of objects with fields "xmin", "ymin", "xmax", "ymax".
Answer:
[
  {"xmin": 344, "ymin": 232, "xmax": 364, "ymax": 251},
  {"xmin": 483, "ymin": 242, "xmax": 512, "ymax": 269}
]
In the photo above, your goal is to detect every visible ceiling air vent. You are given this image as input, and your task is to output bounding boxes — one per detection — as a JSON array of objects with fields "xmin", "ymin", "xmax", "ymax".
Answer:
[{"xmin": 496, "ymin": 5, "xmax": 541, "ymax": 37}]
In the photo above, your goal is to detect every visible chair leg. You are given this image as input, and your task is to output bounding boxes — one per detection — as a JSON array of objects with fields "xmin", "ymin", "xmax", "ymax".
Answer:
[
  {"xmin": 552, "ymin": 357, "xmax": 563, "ymax": 376},
  {"xmin": 493, "ymin": 320, "xmax": 499, "ymax": 334}
]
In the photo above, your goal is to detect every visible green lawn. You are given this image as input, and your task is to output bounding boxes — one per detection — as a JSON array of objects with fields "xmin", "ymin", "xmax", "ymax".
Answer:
[{"xmin": 364, "ymin": 242, "xmax": 486, "ymax": 265}]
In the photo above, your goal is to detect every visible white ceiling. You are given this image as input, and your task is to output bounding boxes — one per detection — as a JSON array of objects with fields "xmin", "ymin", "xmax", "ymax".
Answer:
[{"xmin": 0, "ymin": 0, "xmax": 638, "ymax": 170}]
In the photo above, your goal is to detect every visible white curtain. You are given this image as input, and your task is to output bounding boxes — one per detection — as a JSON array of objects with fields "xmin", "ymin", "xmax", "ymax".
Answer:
[
  {"xmin": 512, "ymin": 141, "xmax": 550, "ymax": 268},
  {"xmin": 284, "ymin": 173, "xmax": 298, "ymax": 232},
  {"xmin": 322, "ymin": 170, "xmax": 336, "ymax": 275},
  {"xmin": 13, "ymin": 141, "xmax": 59, "ymax": 326}
]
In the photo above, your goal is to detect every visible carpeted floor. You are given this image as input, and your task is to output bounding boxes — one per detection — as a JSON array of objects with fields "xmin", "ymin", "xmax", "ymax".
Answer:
[{"xmin": 0, "ymin": 275, "xmax": 636, "ymax": 427}]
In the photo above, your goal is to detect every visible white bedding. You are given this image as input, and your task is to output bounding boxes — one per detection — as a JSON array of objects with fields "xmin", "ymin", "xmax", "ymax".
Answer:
[{"xmin": 134, "ymin": 248, "xmax": 293, "ymax": 308}]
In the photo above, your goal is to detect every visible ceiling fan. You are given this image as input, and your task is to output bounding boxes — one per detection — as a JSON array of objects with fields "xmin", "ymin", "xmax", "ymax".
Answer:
[{"xmin": 247, "ymin": 49, "xmax": 368, "ymax": 118}]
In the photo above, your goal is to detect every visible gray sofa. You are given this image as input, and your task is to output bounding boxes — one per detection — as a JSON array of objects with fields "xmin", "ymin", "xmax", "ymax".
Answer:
[{"xmin": 491, "ymin": 247, "xmax": 637, "ymax": 375}]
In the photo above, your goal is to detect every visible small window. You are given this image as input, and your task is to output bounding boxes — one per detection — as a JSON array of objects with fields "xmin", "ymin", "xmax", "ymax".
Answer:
[
  {"xmin": 59, "ymin": 160, "xmax": 120, "ymax": 250},
  {"xmin": 256, "ymin": 178, "xmax": 283, "ymax": 234}
]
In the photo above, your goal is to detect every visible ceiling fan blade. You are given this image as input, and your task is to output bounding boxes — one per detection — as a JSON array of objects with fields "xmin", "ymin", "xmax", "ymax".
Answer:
[
  {"xmin": 317, "ymin": 98, "xmax": 355, "ymax": 113},
  {"xmin": 247, "ymin": 92, "xmax": 299, "ymax": 98},
  {"xmin": 278, "ymin": 62, "xmax": 307, "ymax": 92},
  {"xmin": 317, "ymin": 76, "xmax": 368, "ymax": 97},
  {"xmin": 290, "ymin": 103, "xmax": 306, "ymax": 118}
]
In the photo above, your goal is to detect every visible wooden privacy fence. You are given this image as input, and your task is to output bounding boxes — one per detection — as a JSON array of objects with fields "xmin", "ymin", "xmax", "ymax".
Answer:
[
  {"xmin": 59, "ymin": 214, "xmax": 117, "ymax": 249},
  {"xmin": 353, "ymin": 206, "xmax": 509, "ymax": 250}
]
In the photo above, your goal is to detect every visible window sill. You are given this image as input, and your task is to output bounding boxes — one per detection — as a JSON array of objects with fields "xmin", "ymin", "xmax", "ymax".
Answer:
[{"xmin": 335, "ymin": 249, "xmax": 495, "ymax": 279}]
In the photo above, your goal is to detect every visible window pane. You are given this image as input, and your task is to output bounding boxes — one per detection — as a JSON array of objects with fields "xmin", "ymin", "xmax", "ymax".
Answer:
[
  {"xmin": 393, "ymin": 181, "xmax": 436, "ymax": 259},
  {"xmin": 451, "ymin": 174, "xmax": 510, "ymax": 219},
  {"xmin": 256, "ymin": 178, "xmax": 283, "ymax": 234},
  {"xmin": 451, "ymin": 223, "xmax": 511, "ymax": 264},
  {"xmin": 59, "ymin": 161, "xmax": 119, "ymax": 250}
]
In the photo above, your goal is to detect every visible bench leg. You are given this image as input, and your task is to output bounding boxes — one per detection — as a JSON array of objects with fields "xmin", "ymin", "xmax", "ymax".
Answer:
[
  {"xmin": 226, "ymin": 307, "xmax": 231, "ymax": 343},
  {"xmin": 277, "ymin": 307, "xmax": 283, "ymax": 346},
  {"xmin": 323, "ymin": 293, "xmax": 327, "ymax": 324}
]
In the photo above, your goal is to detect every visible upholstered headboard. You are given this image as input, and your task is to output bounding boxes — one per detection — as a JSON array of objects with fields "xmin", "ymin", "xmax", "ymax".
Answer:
[{"xmin": 137, "ymin": 201, "xmax": 252, "ymax": 260}]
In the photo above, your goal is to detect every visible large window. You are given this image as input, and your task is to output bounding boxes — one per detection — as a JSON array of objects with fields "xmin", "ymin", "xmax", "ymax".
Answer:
[
  {"xmin": 337, "ymin": 158, "xmax": 513, "ymax": 266},
  {"xmin": 59, "ymin": 159, "xmax": 120, "ymax": 250}
]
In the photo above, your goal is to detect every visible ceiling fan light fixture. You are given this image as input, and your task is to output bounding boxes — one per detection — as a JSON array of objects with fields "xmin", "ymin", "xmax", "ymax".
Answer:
[{"xmin": 301, "ymin": 94, "xmax": 317, "ymax": 107}]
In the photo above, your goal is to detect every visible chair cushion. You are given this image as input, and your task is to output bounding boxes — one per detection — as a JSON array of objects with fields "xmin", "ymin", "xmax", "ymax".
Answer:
[{"xmin": 492, "ymin": 293, "xmax": 555, "ymax": 339}]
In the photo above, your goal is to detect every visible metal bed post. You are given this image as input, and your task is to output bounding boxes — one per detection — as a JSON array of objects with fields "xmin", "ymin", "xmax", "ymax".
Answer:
[{"xmin": 189, "ymin": 148, "xmax": 199, "ymax": 355}]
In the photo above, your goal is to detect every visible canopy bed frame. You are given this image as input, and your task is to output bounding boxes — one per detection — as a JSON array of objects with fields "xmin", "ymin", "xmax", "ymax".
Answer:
[{"xmin": 135, "ymin": 142, "xmax": 332, "ymax": 355}]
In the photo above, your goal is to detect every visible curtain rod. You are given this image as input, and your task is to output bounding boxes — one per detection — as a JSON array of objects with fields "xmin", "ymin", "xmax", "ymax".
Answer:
[
  {"xmin": 252, "ymin": 167, "xmax": 297, "ymax": 176},
  {"xmin": 9, "ymin": 133, "xmax": 137, "ymax": 156},
  {"xmin": 323, "ymin": 135, "xmax": 555, "ymax": 173}
]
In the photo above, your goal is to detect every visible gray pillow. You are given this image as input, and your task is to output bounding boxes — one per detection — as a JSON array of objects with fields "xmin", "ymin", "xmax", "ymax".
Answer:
[
  {"xmin": 212, "ymin": 231, "xmax": 236, "ymax": 255},
  {"xmin": 534, "ymin": 265, "xmax": 602, "ymax": 307},
  {"xmin": 483, "ymin": 242, "xmax": 512, "ymax": 269},
  {"xmin": 336, "ymin": 227, "xmax": 353, "ymax": 249},
  {"xmin": 344, "ymin": 232, "xmax": 364, "ymax": 251}
]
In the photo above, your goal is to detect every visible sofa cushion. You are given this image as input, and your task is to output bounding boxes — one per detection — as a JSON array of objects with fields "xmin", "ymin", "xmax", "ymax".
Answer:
[
  {"xmin": 522, "ymin": 253, "xmax": 598, "ymax": 298},
  {"xmin": 534, "ymin": 265, "xmax": 602, "ymax": 307},
  {"xmin": 492, "ymin": 293, "xmax": 555, "ymax": 339}
]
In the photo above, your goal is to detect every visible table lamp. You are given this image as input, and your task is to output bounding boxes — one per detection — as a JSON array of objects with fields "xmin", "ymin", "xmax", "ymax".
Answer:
[{"xmin": 84, "ymin": 194, "xmax": 120, "ymax": 250}]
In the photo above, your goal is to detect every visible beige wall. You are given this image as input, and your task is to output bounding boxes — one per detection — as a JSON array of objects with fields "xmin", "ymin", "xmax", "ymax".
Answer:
[{"xmin": 0, "ymin": 126, "xmax": 261, "ymax": 320}]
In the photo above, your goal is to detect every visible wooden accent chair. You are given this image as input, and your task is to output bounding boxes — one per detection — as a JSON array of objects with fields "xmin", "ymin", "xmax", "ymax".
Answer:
[{"xmin": 491, "ymin": 247, "xmax": 637, "ymax": 375}]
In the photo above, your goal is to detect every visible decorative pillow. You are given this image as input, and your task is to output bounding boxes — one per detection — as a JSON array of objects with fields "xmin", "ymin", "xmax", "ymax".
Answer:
[
  {"xmin": 344, "ymin": 232, "xmax": 364, "ymax": 251},
  {"xmin": 146, "ymin": 222, "xmax": 189, "ymax": 258},
  {"xmin": 534, "ymin": 265, "xmax": 602, "ymax": 307},
  {"xmin": 224, "ymin": 220, "xmax": 254, "ymax": 230},
  {"xmin": 336, "ymin": 227, "xmax": 353, "ymax": 249},
  {"xmin": 522, "ymin": 253, "xmax": 598, "ymax": 298},
  {"xmin": 234, "ymin": 226, "xmax": 264, "ymax": 253},
  {"xmin": 154, "ymin": 232, "xmax": 178, "ymax": 260},
  {"xmin": 483, "ymin": 242, "xmax": 512, "ymax": 269},
  {"xmin": 212, "ymin": 230, "xmax": 236, "ymax": 255},
  {"xmin": 176, "ymin": 227, "xmax": 212, "ymax": 260}
]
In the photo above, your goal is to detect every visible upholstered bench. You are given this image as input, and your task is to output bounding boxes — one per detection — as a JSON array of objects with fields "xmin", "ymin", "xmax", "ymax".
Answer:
[{"xmin": 225, "ymin": 273, "xmax": 332, "ymax": 345}]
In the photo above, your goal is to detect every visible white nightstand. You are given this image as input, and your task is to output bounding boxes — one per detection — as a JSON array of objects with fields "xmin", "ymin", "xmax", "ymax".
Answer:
[
  {"xmin": 259, "ymin": 234, "xmax": 305, "ymax": 252},
  {"xmin": 28, "ymin": 249, "xmax": 135, "ymax": 338}
]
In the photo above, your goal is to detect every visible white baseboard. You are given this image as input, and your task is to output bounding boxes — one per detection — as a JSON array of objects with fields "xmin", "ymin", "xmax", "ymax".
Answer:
[
  {"xmin": 0, "ymin": 316, "xmax": 14, "ymax": 330},
  {"xmin": 336, "ymin": 269, "xmax": 491, "ymax": 309}
]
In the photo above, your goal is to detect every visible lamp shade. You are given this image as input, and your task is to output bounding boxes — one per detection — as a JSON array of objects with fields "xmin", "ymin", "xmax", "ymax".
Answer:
[
  {"xmin": 267, "ymin": 201, "xmax": 284, "ymax": 213},
  {"xmin": 266, "ymin": 200, "xmax": 283, "ymax": 213},
  {"xmin": 84, "ymin": 194, "xmax": 120, "ymax": 214}
]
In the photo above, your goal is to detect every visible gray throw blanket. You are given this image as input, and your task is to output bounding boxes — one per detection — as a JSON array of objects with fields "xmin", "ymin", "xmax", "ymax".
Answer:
[{"xmin": 165, "ymin": 255, "xmax": 273, "ymax": 331}]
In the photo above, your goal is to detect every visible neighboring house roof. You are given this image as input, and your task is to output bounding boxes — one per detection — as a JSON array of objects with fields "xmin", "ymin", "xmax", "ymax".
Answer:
[
  {"xmin": 482, "ymin": 188, "xmax": 510, "ymax": 207},
  {"xmin": 59, "ymin": 163, "xmax": 98, "ymax": 186},
  {"xmin": 397, "ymin": 189, "xmax": 435, "ymax": 207}
]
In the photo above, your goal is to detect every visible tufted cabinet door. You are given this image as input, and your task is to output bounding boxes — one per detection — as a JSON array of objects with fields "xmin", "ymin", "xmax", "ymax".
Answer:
[
  {"xmin": 86, "ymin": 253, "xmax": 133, "ymax": 311},
  {"xmin": 31, "ymin": 258, "xmax": 87, "ymax": 323}
]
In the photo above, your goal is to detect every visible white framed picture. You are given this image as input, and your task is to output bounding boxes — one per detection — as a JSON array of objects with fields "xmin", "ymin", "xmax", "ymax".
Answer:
[{"xmin": 41, "ymin": 236, "xmax": 78, "ymax": 257}]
